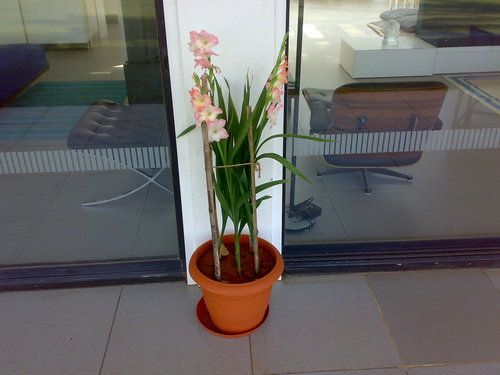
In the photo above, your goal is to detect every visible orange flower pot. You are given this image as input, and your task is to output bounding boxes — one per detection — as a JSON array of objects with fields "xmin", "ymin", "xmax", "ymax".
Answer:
[{"xmin": 189, "ymin": 234, "xmax": 284, "ymax": 336}]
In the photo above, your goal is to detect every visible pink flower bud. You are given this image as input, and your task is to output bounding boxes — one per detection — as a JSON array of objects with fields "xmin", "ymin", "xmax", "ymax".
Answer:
[
  {"xmin": 189, "ymin": 88, "xmax": 211, "ymax": 111},
  {"xmin": 267, "ymin": 102, "xmax": 283, "ymax": 127}
]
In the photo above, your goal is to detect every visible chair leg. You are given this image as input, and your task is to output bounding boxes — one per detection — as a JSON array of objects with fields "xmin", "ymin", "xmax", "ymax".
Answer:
[
  {"xmin": 82, "ymin": 168, "xmax": 173, "ymax": 206},
  {"xmin": 317, "ymin": 167, "xmax": 360, "ymax": 178},
  {"xmin": 369, "ymin": 168, "xmax": 413, "ymax": 181},
  {"xmin": 361, "ymin": 169, "xmax": 371, "ymax": 194},
  {"xmin": 318, "ymin": 166, "xmax": 410, "ymax": 194}
]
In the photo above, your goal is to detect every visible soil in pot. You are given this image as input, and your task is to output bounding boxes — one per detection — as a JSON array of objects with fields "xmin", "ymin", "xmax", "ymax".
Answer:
[{"xmin": 197, "ymin": 242, "xmax": 276, "ymax": 284}]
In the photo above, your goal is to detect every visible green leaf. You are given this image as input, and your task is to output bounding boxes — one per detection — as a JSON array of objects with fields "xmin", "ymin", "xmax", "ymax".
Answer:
[
  {"xmin": 256, "ymin": 179, "xmax": 289, "ymax": 194},
  {"xmin": 257, "ymin": 152, "xmax": 310, "ymax": 182},
  {"xmin": 214, "ymin": 78, "xmax": 226, "ymax": 120},
  {"xmin": 256, "ymin": 133, "xmax": 333, "ymax": 154},
  {"xmin": 256, "ymin": 195, "xmax": 272, "ymax": 207},
  {"xmin": 177, "ymin": 124, "xmax": 196, "ymax": 138},
  {"xmin": 233, "ymin": 114, "xmax": 252, "ymax": 155},
  {"xmin": 214, "ymin": 184, "xmax": 231, "ymax": 214},
  {"xmin": 240, "ymin": 73, "xmax": 251, "ymax": 121}
]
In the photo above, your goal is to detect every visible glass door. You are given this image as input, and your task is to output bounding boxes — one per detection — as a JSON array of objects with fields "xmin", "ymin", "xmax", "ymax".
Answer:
[
  {"xmin": 284, "ymin": 0, "xmax": 500, "ymax": 271},
  {"xmin": 0, "ymin": 0, "xmax": 184, "ymax": 288}
]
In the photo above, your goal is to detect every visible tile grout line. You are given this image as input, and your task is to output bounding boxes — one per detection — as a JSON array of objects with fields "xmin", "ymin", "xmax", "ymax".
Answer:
[
  {"xmin": 365, "ymin": 272, "xmax": 500, "ymax": 372},
  {"xmin": 98, "ymin": 286, "xmax": 123, "ymax": 375},
  {"xmin": 480, "ymin": 268, "xmax": 500, "ymax": 295},
  {"xmin": 128, "ymin": 183, "xmax": 150, "ymax": 258},
  {"xmin": 406, "ymin": 359, "xmax": 500, "ymax": 369},
  {"xmin": 249, "ymin": 335, "xmax": 255, "ymax": 375},
  {"xmin": 363, "ymin": 273, "xmax": 410, "ymax": 374},
  {"xmin": 9, "ymin": 200, "xmax": 53, "ymax": 264},
  {"xmin": 269, "ymin": 366, "xmax": 406, "ymax": 375},
  {"xmin": 5, "ymin": 171, "xmax": 68, "ymax": 264}
]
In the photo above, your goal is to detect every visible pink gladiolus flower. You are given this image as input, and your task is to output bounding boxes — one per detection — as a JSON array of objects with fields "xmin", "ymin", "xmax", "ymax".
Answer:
[
  {"xmin": 277, "ymin": 70, "xmax": 288, "ymax": 85},
  {"xmin": 194, "ymin": 56, "xmax": 213, "ymax": 69},
  {"xmin": 267, "ymin": 102, "xmax": 283, "ymax": 127},
  {"xmin": 195, "ymin": 105, "xmax": 223, "ymax": 126},
  {"xmin": 189, "ymin": 30, "xmax": 219, "ymax": 57},
  {"xmin": 189, "ymin": 88, "xmax": 211, "ymax": 110},
  {"xmin": 207, "ymin": 119, "xmax": 228, "ymax": 142},
  {"xmin": 271, "ymin": 86, "xmax": 284, "ymax": 103},
  {"xmin": 277, "ymin": 57, "xmax": 288, "ymax": 84}
]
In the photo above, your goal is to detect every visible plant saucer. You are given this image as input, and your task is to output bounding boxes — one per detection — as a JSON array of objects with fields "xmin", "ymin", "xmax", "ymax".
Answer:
[{"xmin": 195, "ymin": 297, "xmax": 269, "ymax": 339}]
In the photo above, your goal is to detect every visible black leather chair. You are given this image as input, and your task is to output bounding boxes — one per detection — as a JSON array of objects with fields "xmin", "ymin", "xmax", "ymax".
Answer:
[
  {"xmin": 67, "ymin": 101, "xmax": 172, "ymax": 205},
  {"xmin": 303, "ymin": 81, "xmax": 448, "ymax": 194}
]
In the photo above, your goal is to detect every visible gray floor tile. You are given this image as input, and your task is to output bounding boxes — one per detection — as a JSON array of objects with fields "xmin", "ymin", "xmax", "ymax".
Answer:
[
  {"xmin": 417, "ymin": 184, "xmax": 500, "ymax": 237},
  {"xmin": 484, "ymin": 268, "xmax": 500, "ymax": 289},
  {"xmin": 405, "ymin": 151, "xmax": 488, "ymax": 189},
  {"xmin": 132, "ymin": 209, "xmax": 179, "ymax": 258},
  {"xmin": 319, "ymin": 166, "xmax": 413, "ymax": 193},
  {"xmin": 0, "ymin": 140, "xmax": 16, "ymax": 152},
  {"xmin": 21, "ymin": 125, "xmax": 72, "ymax": 140},
  {"xmin": 0, "ymin": 106, "xmax": 47, "ymax": 124},
  {"xmin": 0, "ymin": 216, "xmax": 38, "ymax": 264},
  {"xmin": 15, "ymin": 211, "xmax": 141, "ymax": 264},
  {"xmin": 408, "ymin": 363, "xmax": 500, "ymax": 375},
  {"xmin": 10, "ymin": 139, "xmax": 70, "ymax": 151},
  {"xmin": 251, "ymin": 274, "xmax": 402, "ymax": 375},
  {"xmin": 326, "ymin": 188, "xmax": 451, "ymax": 241},
  {"xmin": 45, "ymin": 171, "xmax": 147, "ymax": 214},
  {"xmin": 285, "ymin": 190, "xmax": 348, "ymax": 244},
  {"xmin": 101, "ymin": 283, "xmax": 252, "ymax": 375},
  {"xmin": 0, "ymin": 124, "xmax": 31, "ymax": 142},
  {"xmin": 0, "ymin": 286, "xmax": 120, "ymax": 375},
  {"xmin": 288, "ymin": 156, "xmax": 330, "ymax": 194},
  {"xmin": 466, "ymin": 150, "xmax": 500, "ymax": 174},
  {"xmin": 283, "ymin": 369, "xmax": 405, "ymax": 375},
  {"xmin": 367, "ymin": 269, "xmax": 500, "ymax": 365},
  {"xmin": 41, "ymin": 105, "xmax": 88, "ymax": 119},
  {"xmin": 0, "ymin": 175, "xmax": 63, "ymax": 217},
  {"xmin": 143, "ymin": 182, "xmax": 175, "ymax": 211}
]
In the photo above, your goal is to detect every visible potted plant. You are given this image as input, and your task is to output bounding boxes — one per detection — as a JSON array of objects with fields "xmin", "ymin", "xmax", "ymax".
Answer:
[{"xmin": 180, "ymin": 30, "xmax": 318, "ymax": 337}]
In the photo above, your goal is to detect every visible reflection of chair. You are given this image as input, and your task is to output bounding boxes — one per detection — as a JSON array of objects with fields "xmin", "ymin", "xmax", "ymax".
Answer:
[
  {"xmin": 0, "ymin": 44, "xmax": 48, "ymax": 106},
  {"xmin": 68, "ymin": 101, "xmax": 172, "ymax": 206},
  {"xmin": 303, "ymin": 81, "xmax": 448, "ymax": 194}
]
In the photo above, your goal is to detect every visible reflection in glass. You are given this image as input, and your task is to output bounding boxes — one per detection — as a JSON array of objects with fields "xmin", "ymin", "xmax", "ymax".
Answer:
[
  {"xmin": 0, "ymin": 0, "xmax": 179, "ymax": 265},
  {"xmin": 285, "ymin": 0, "xmax": 500, "ymax": 244}
]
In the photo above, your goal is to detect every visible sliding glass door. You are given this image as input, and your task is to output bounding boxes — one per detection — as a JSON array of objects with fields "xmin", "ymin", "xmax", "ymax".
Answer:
[
  {"xmin": 0, "ymin": 0, "xmax": 184, "ymax": 287},
  {"xmin": 284, "ymin": 0, "xmax": 500, "ymax": 270}
]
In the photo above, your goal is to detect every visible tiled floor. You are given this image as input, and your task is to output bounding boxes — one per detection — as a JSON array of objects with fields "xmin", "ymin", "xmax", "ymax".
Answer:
[{"xmin": 1, "ymin": 268, "xmax": 499, "ymax": 375}]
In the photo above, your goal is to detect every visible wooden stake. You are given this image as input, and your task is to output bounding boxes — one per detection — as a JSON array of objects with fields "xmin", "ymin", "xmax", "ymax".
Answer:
[
  {"xmin": 247, "ymin": 107, "xmax": 259, "ymax": 274},
  {"xmin": 201, "ymin": 122, "xmax": 221, "ymax": 281}
]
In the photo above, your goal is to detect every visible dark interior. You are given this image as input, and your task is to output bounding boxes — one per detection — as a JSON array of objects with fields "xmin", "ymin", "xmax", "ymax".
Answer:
[{"xmin": 416, "ymin": 0, "xmax": 500, "ymax": 47}]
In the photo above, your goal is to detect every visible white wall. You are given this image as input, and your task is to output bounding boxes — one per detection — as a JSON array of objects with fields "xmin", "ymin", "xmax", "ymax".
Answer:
[
  {"xmin": 163, "ymin": 0, "xmax": 287, "ymax": 283},
  {"xmin": 103, "ymin": 0, "xmax": 121, "ymax": 18},
  {"xmin": 94, "ymin": 0, "xmax": 108, "ymax": 38},
  {"xmin": 0, "ymin": 0, "xmax": 27, "ymax": 44},
  {"xmin": 21, "ymin": 0, "xmax": 90, "ymax": 44}
]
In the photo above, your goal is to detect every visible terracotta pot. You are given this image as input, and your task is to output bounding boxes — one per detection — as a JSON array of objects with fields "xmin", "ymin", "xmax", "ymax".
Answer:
[{"xmin": 189, "ymin": 234, "xmax": 284, "ymax": 334}]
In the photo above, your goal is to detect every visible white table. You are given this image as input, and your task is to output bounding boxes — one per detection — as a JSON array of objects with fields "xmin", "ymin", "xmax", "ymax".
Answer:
[{"xmin": 339, "ymin": 36, "xmax": 437, "ymax": 78}]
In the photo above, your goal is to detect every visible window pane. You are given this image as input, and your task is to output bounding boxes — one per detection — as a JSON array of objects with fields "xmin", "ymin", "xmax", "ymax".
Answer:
[
  {"xmin": 285, "ymin": 0, "xmax": 500, "ymax": 244},
  {"xmin": 0, "ymin": 0, "xmax": 180, "ymax": 265}
]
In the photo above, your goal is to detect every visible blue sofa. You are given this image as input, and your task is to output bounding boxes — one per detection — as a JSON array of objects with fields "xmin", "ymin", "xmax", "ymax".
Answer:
[{"xmin": 0, "ymin": 44, "xmax": 48, "ymax": 106}]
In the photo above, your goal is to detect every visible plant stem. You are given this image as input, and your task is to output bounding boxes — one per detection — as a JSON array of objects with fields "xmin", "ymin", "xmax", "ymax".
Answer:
[
  {"xmin": 201, "ymin": 122, "xmax": 221, "ymax": 282},
  {"xmin": 234, "ymin": 230, "xmax": 241, "ymax": 275},
  {"xmin": 247, "ymin": 106, "xmax": 259, "ymax": 274}
]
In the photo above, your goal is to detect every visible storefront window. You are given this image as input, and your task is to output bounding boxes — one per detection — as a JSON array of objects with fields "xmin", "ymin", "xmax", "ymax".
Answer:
[
  {"xmin": 0, "ymin": 0, "xmax": 181, "ymax": 267},
  {"xmin": 285, "ymin": 0, "xmax": 500, "ymax": 247}
]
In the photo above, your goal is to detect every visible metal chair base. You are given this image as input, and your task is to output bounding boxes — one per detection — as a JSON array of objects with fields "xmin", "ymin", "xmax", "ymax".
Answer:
[
  {"xmin": 317, "ymin": 167, "xmax": 413, "ymax": 194},
  {"xmin": 82, "ymin": 168, "xmax": 173, "ymax": 206}
]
